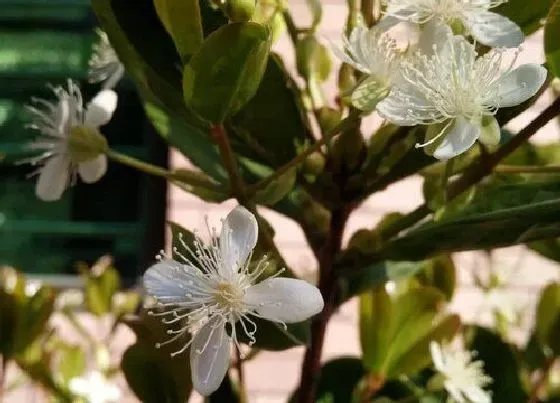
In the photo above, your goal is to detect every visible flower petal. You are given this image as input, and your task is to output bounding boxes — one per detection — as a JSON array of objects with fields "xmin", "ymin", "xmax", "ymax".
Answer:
[
  {"xmin": 219, "ymin": 206, "xmax": 258, "ymax": 274},
  {"xmin": 464, "ymin": 11, "xmax": 523, "ymax": 48},
  {"xmin": 429, "ymin": 341, "xmax": 445, "ymax": 371},
  {"xmin": 463, "ymin": 386, "xmax": 492, "ymax": 403},
  {"xmin": 417, "ymin": 21, "xmax": 452, "ymax": 56},
  {"xmin": 143, "ymin": 259, "xmax": 209, "ymax": 304},
  {"xmin": 244, "ymin": 278, "xmax": 324, "ymax": 323},
  {"xmin": 36, "ymin": 155, "xmax": 69, "ymax": 201},
  {"xmin": 433, "ymin": 117, "xmax": 480, "ymax": 160},
  {"xmin": 376, "ymin": 88, "xmax": 435, "ymax": 126},
  {"xmin": 78, "ymin": 155, "xmax": 107, "ymax": 184},
  {"xmin": 85, "ymin": 90, "xmax": 118, "ymax": 128},
  {"xmin": 190, "ymin": 320, "xmax": 231, "ymax": 396},
  {"xmin": 495, "ymin": 64, "xmax": 547, "ymax": 108}
]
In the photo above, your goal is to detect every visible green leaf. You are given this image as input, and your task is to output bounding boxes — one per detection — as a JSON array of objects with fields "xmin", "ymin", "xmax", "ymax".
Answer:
[
  {"xmin": 289, "ymin": 358, "xmax": 366, "ymax": 403},
  {"xmin": 83, "ymin": 264, "xmax": 120, "ymax": 316},
  {"xmin": 536, "ymin": 282, "xmax": 560, "ymax": 354},
  {"xmin": 183, "ymin": 22, "xmax": 271, "ymax": 123},
  {"xmin": 381, "ymin": 179, "xmax": 560, "ymax": 260},
  {"xmin": 467, "ymin": 327, "xmax": 527, "ymax": 403},
  {"xmin": 337, "ymin": 261, "xmax": 423, "ymax": 305},
  {"xmin": 545, "ymin": 0, "xmax": 560, "ymax": 78},
  {"xmin": 360, "ymin": 286, "xmax": 393, "ymax": 372},
  {"xmin": 92, "ymin": 0, "xmax": 204, "ymax": 127},
  {"xmin": 254, "ymin": 167, "xmax": 297, "ymax": 206},
  {"xmin": 122, "ymin": 314, "xmax": 192, "ymax": 403},
  {"xmin": 359, "ymin": 286, "xmax": 460, "ymax": 379},
  {"xmin": 144, "ymin": 102, "xmax": 227, "ymax": 185},
  {"xmin": 154, "ymin": 0, "xmax": 204, "ymax": 62},
  {"xmin": 416, "ymin": 255, "xmax": 456, "ymax": 301},
  {"xmin": 58, "ymin": 345, "xmax": 86, "ymax": 384},
  {"xmin": 351, "ymin": 76, "xmax": 389, "ymax": 113},
  {"xmin": 494, "ymin": 0, "xmax": 554, "ymax": 35}
]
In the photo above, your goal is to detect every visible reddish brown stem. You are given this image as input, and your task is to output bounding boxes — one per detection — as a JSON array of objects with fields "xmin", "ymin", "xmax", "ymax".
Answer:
[{"xmin": 297, "ymin": 208, "xmax": 349, "ymax": 403}]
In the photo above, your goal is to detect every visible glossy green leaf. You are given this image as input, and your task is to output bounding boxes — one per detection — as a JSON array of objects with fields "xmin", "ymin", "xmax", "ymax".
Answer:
[
  {"xmin": 289, "ymin": 358, "xmax": 366, "ymax": 403},
  {"xmin": 360, "ymin": 286, "xmax": 393, "ymax": 371},
  {"xmin": 122, "ymin": 313, "xmax": 192, "ymax": 403},
  {"xmin": 381, "ymin": 179, "xmax": 560, "ymax": 261},
  {"xmin": 359, "ymin": 286, "xmax": 459, "ymax": 379},
  {"xmin": 92, "ymin": 0, "xmax": 205, "ymax": 128},
  {"xmin": 536, "ymin": 282, "xmax": 560, "ymax": 354},
  {"xmin": 154, "ymin": 0, "xmax": 203, "ymax": 62},
  {"xmin": 254, "ymin": 167, "xmax": 297, "ymax": 206},
  {"xmin": 183, "ymin": 22, "xmax": 271, "ymax": 123},
  {"xmin": 494, "ymin": 0, "xmax": 554, "ymax": 35},
  {"xmin": 467, "ymin": 327, "xmax": 527, "ymax": 403},
  {"xmin": 545, "ymin": 0, "xmax": 560, "ymax": 78}
]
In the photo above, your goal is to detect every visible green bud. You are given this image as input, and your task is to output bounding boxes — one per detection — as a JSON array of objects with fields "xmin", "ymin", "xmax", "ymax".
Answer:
[
  {"xmin": 68, "ymin": 126, "xmax": 108, "ymax": 164},
  {"xmin": 303, "ymin": 151, "xmax": 326, "ymax": 176},
  {"xmin": 224, "ymin": 0, "xmax": 256, "ymax": 22}
]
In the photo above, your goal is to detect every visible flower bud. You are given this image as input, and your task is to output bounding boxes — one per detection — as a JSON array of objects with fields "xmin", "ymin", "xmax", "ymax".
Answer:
[
  {"xmin": 68, "ymin": 126, "xmax": 108, "ymax": 164},
  {"xmin": 224, "ymin": 0, "xmax": 256, "ymax": 22}
]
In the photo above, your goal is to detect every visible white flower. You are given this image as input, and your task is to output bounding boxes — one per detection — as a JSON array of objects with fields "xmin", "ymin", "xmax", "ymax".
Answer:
[
  {"xmin": 26, "ymin": 80, "xmax": 117, "ymax": 201},
  {"xmin": 89, "ymin": 30, "xmax": 125, "ymax": 89},
  {"xmin": 383, "ymin": 0, "xmax": 524, "ymax": 48},
  {"xmin": 331, "ymin": 25, "xmax": 403, "ymax": 111},
  {"xmin": 430, "ymin": 341, "xmax": 492, "ymax": 403},
  {"xmin": 377, "ymin": 34, "xmax": 547, "ymax": 159},
  {"xmin": 143, "ymin": 206, "xmax": 324, "ymax": 396},
  {"xmin": 69, "ymin": 371, "xmax": 121, "ymax": 403}
]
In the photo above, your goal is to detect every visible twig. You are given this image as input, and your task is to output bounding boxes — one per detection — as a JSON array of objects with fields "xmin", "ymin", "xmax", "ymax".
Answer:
[
  {"xmin": 493, "ymin": 164, "xmax": 560, "ymax": 174},
  {"xmin": 235, "ymin": 346, "xmax": 248, "ymax": 403},
  {"xmin": 297, "ymin": 207, "xmax": 350, "ymax": 403}
]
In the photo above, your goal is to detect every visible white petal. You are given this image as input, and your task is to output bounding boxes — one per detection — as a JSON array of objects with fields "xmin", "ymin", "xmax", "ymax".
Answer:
[
  {"xmin": 463, "ymin": 386, "xmax": 492, "ymax": 403},
  {"xmin": 219, "ymin": 206, "xmax": 258, "ymax": 274},
  {"xmin": 464, "ymin": 11, "xmax": 523, "ymax": 48},
  {"xmin": 417, "ymin": 21, "xmax": 452, "ymax": 56},
  {"xmin": 143, "ymin": 259, "xmax": 208, "ymax": 304},
  {"xmin": 430, "ymin": 341, "xmax": 445, "ymax": 371},
  {"xmin": 190, "ymin": 320, "xmax": 231, "ymax": 396},
  {"xmin": 85, "ymin": 90, "xmax": 118, "ymax": 128},
  {"xmin": 68, "ymin": 378, "xmax": 89, "ymax": 394},
  {"xmin": 376, "ymin": 88, "xmax": 435, "ymax": 126},
  {"xmin": 36, "ymin": 155, "xmax": 69, "ymax": 201},
  {"xmin": 445, "ymin": 381, "xmax": 468, "ymax": 403},
  {"xmin": 495, "ymin": 64, "xmax": 547, "ymax": 108},
  {"xmin": 102, "ymin": 64, "xmax": 125, "ymax": 90},
  {"xmin": 478, "ymin": 116, "xmax": 500, "ymax": 147},
  {"xmin": 78, "ymin": 155, "xmax": 107, "ymax": 184},
  {"xmin": 54, "ymin": 94, "xmax": 71, "ymax": 135},
  {"xmin": 375, "ymin": 15, "xmax": 401, "ymax": 31},
  {"xmin": 244, "ymin": 278, "xmax": 324, "ymax": 323},
  {"xmin": 433, "ymin": 117, "xmax": 480, "ymax": 160}
]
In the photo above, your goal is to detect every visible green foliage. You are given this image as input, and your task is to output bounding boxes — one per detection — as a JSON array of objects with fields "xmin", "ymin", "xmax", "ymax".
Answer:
[
  {"xmin": 381, "ymin": 179, "xmax": 560, "ymax": 260},
  {"xmin": 122, "ymin": 313, "xmax": 192, "ymax": 403},
  {"xmin": 494, "ymin": 0, "xmax": 554, "ymax": 35},
  {"xmin": 360, "ymin": 286, "xmax": 460, "ymax": 380},
  {"xmin": 545, "ymin": 0, "xmax": 560, "ymax": 78},
  {"xmin": 536, "ymin": 282, "xmax": 560, "ymax": 355},
  {"xmin": 154, "ymin": 0, "xmax": 203, "ymax": 62},
  {"xmin": 81, "ymin": 261, "xmax": 120, "ymax": 316},
  {"xmin": 182, "ymin": 22, "xmax": 271, "ymax": 123}
]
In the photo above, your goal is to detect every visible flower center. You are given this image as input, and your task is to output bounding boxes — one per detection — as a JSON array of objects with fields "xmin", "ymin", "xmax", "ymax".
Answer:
[
  {"xmin": 68, "ymin": 126, "xmax": 108, "ymax": 164},
  {"xmin": 213, "ymin": 282, "xmax": 245, "ymax": 312}
]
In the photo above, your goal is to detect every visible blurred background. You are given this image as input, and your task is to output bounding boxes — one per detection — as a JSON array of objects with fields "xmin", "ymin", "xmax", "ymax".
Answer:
[{"xmin": 1, "ymin": 0, "xmax": 559, "ymax": 402}]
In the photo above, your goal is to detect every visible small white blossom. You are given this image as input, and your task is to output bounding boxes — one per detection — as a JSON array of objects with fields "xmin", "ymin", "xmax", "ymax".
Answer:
[
  {"xmin": 89, "ymin": 30, "xmax": 125, "ymax": 89},
  {"xmin": 143, "ymin": 206, "xmax": 324, "ymax": 396},
  {"xmin": 26, "ymin": 80, "xmax": 117, "ymax": 201},
  {"xmin": 383, "ymin": 0, "xmax": 523, "ymax": 48},
  {"xmin": 332, "ymin": 25, "xmax": 402, "ymax": 111},
  {"xmin": 377, "ymin": 34, "xmax": 547, "ymax": 159},
  {"xmin": 69, "ymin": 371, "xmax": 121, "ymax": 403},
  {"xmin": 430, "ymin": 341, "xmax": 492, "ymax": 403}
]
